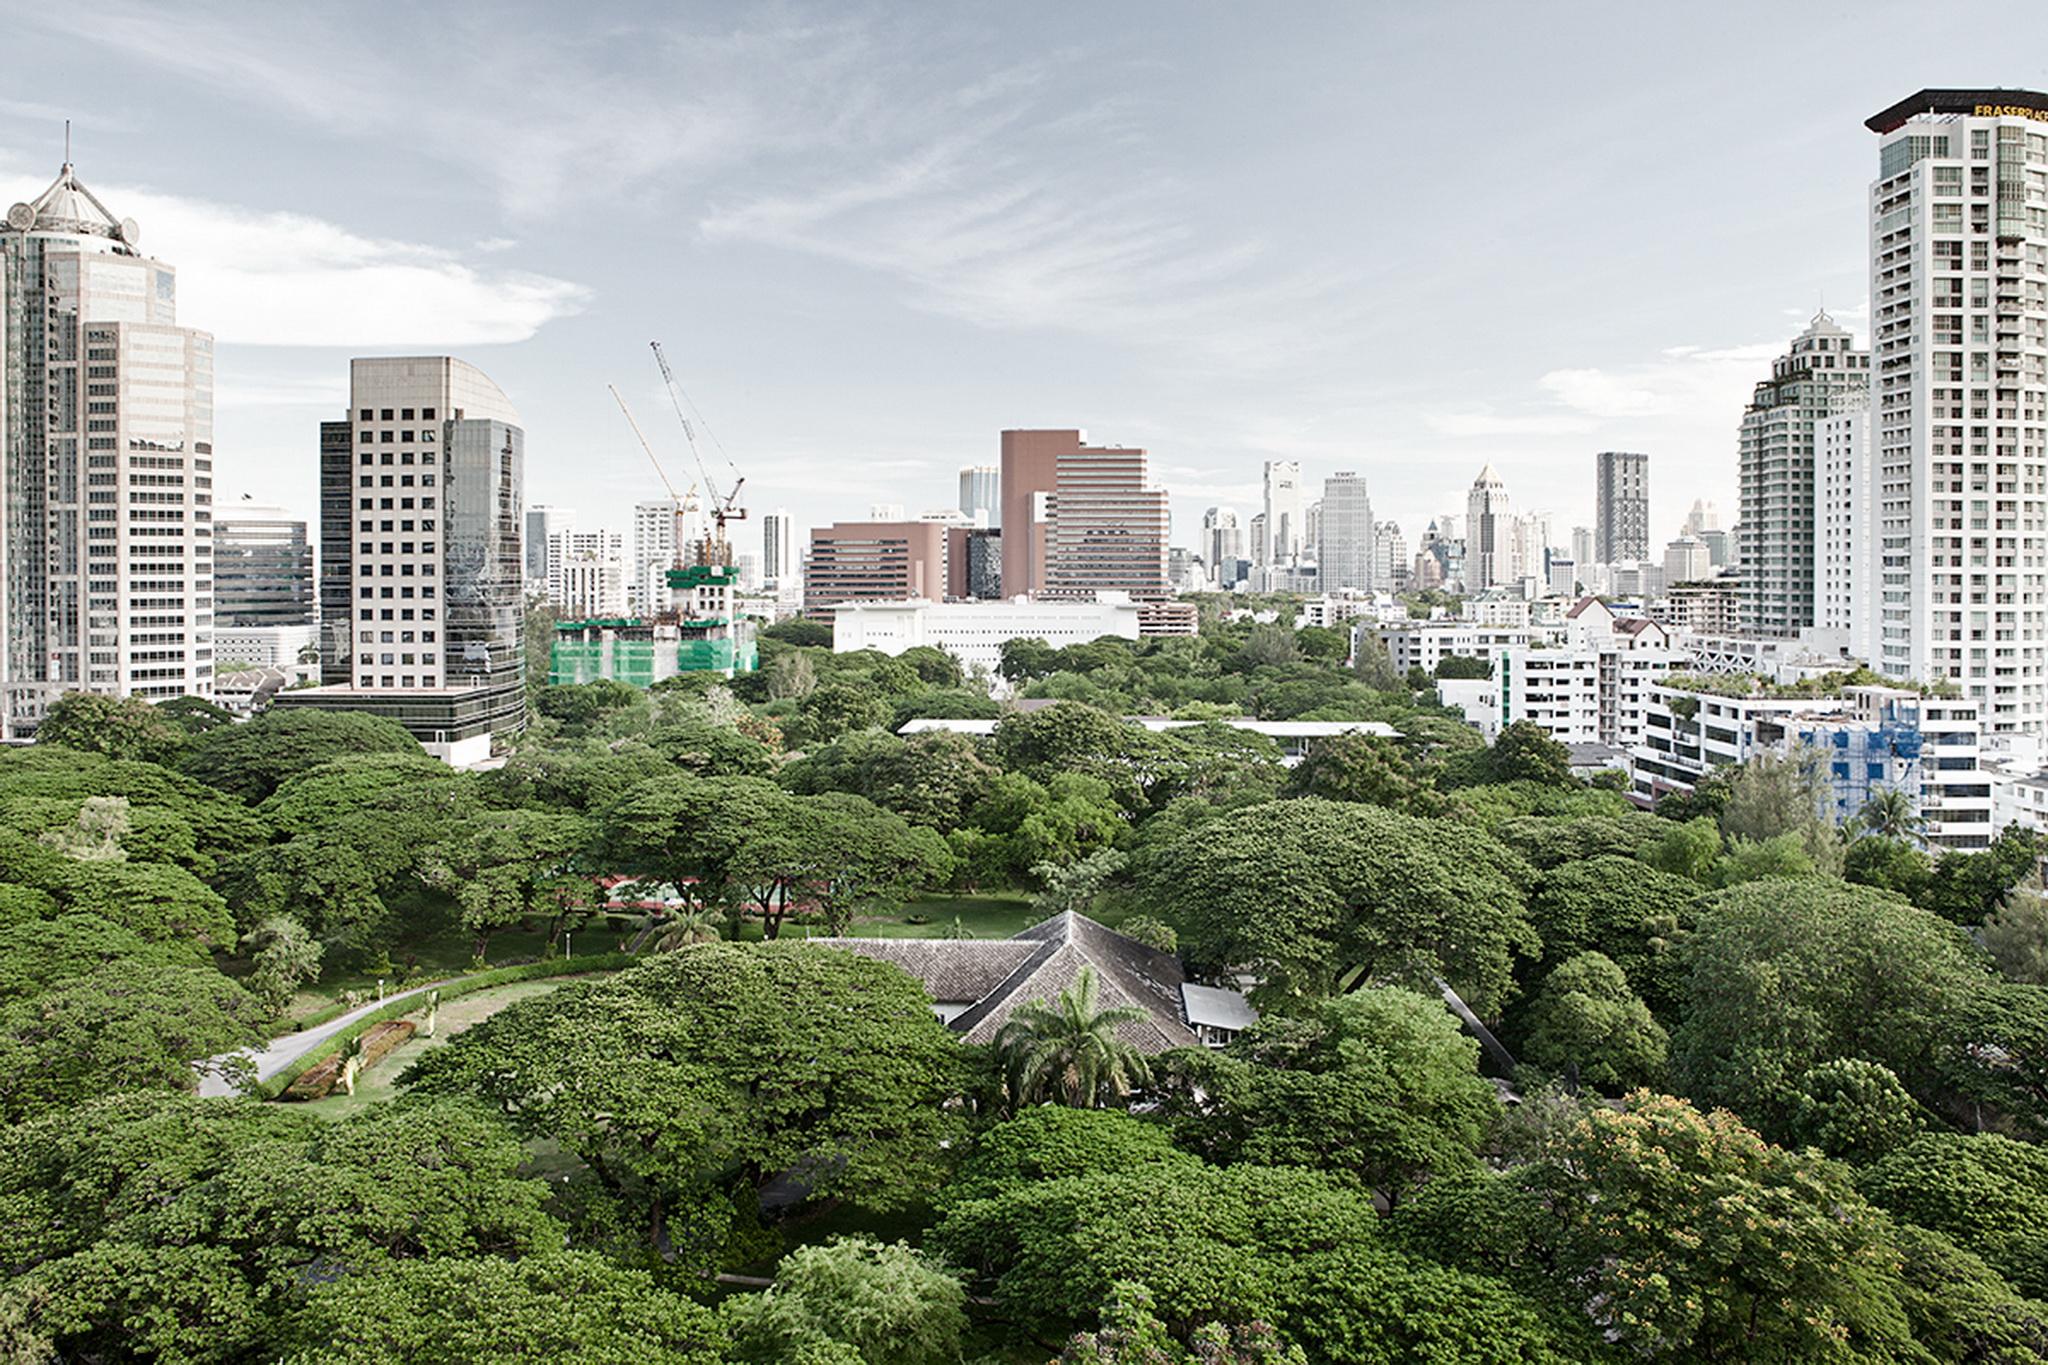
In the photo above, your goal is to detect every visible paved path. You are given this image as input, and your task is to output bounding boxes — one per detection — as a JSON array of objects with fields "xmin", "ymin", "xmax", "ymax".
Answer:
[{"xmin": 196, "ymin": 978, "xmax": 453, "ymax": 1098}]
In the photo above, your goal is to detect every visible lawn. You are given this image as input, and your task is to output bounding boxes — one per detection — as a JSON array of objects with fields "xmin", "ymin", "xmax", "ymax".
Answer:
[
  {"xmin": 834, "ymin": 892, "xmax": 1043, "ymax": 941},
  {"xmin": 293, "ymin": 977, "xmax": 586, "ymax": 1120}
]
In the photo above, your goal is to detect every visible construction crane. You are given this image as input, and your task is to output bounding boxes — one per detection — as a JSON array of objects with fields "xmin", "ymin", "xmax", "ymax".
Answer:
[{"xmin": 648, "ymin": 341, "xmax": 746, "ymax": 558}]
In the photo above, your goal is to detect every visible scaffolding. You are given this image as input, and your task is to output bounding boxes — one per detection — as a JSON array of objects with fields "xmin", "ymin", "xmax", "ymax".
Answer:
[{"xmin": 547, "ymin": 565, "xmax": 757, "ymax": 686}]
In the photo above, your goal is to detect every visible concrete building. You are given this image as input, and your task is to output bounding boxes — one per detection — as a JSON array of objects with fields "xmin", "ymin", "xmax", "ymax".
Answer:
[
  {"xmin": 1631, "ymin": 679, "xmax": 1991, "ymax": 849},
  {"xmin": 804, "ymin": 519, "xmax": 948, "ymax": 617},
  {"xmin": 946, "ymin": 526, "xmax": 1002, "ymax": 600},
  {"xmin": 1661, "ymin": 576, "xmax": 1743, "ymax": 636},
  {"xmin": 628, "ymin": 501, "xmax": 677, "ymax": 616},
  {"xmin": 1, "ymin": 161, "xmax": 216, "ymax": 735},
  {"xmin": 215, "ymin": 501, "xmax": 312, "ymax": 628},
  {"xmin": 1373, "ymin": 620, "xmax": 1546, "ymax": 678},
  {"xmin": 1466, "ymin": 465, "xmax": 1512, "ymax": 590},
  {"xmin": 833, "ymin": 596, "xmax": 1143, "ymax": 678},
  {"xmin": 1201, "ymin": 507, "xmax": 1244, "ymax": 587},
  {"xmin": 1817, "ymin": 398, "xmax": 1876, "ymax": 663},
  {"xmin": 1663, "ymin": 533, "xmax": 1711, "ymax": 586},
  {"xmin": 761, "ymin": 507, "xmax": 797, "ymax": 595},
  {"xmin": 1316, "ymin": 472, "xmax": 1375, "ymax": 592},
  {"xmin": 958, "ymin": 465, "xmax": 999, "ymax": 526},
  {"xmin": 1041, "ymin": 440, "xmax": 1170, "ymax": 603},
  {"xmin": 1595, "ymin": 451, "xmax": 1650, "ymax": 565},
  {"xmin": 1372, "ymin": 520, "xmax": 1408, "ymax": 594},
  {"xmin": 997, "ymin": 429, "xmax": 1067, "ymax": 599},
  {"xmin": 1570, "ymin": 525, "xmax": 1595, "ymax": 568},
  {"xmin": 1736, "ymin": 312, "xmax": 1869, "ymax": 637},
  {"xmin": 524, "ymin": 504, "xmax": 571, "ymax": 586},
  {"xmin": 289, "ymin": 356, "xmax": 525, "ymax": 763},
  {"xmin": 546, "ymin": 527, "xmax": 627, "ymax": 618},
  {"xmin": 1865, "ymin": 90, "xmax": 2048, "ymax": 732},
  {"xmin": 1261, "ymin": 460, "xmax": 1304, "ymax": 568}
]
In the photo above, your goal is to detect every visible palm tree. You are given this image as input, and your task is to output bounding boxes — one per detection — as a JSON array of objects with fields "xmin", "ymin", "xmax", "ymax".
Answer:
[
  {"xmin": 994, "ymin": 966, "xmax": 1152, "ymax": 1109},
  {"xmin": 647, "ymin": 906, "xmax": 722, "ymax": 952},
  {"xmin": 1858, "ymin": 787, "xmax": 1927, "ymax": 844}
]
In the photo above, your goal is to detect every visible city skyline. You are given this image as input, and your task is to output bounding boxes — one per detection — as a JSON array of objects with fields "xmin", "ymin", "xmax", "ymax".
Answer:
[{"xmin": 8, "ymin": 6, "xmax": 2042, "ymax": 553}]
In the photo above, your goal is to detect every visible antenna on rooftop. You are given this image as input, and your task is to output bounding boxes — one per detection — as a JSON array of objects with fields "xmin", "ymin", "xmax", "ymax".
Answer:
[{"xmin": 63, "ymin": 119, "xmax": 70, "ymax": 167}]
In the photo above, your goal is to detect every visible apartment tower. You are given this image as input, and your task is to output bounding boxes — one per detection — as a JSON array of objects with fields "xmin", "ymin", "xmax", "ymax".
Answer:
[
  {"xmin": 1866, "ymin": 90, "xmax": 2048, "ymax": 731},
  {"xmin": 1736, "ymin": 312, "xmax": 1869, "ymax": 636},
  {"xmin": 290, "ymin": 356, "xmax": 525, "ymax": 761},
  {"xmin": 0, "ymin": 162, "xmax": 216, "ymax": 735},
  {"xmin": 1316, "ymin": 472, "xmax": 1376, "ymax": 592},
  {"xmin": 1594, "ymin": 450, "xmax": 1650, "ymax": 565},
  {"xmin": 1466, "ymin": 465, "xmax": 1511, "ymax": 590},
  {"xmin": 1042, "ymin": 441, "xmax": 1171, "ymax": 601}
]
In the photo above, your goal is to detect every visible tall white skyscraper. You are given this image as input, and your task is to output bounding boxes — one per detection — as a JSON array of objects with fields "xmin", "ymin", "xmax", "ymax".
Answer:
[
  {"xmin": 1, "ymin": 162, "xmax": 215, "ymax": 735},
  {"xmin": 958, "ymin": 466, "xmax": 998, "ymax": 526},
  {"xmin": 547, "ymin": 527, "xmax": 626, "ymax": 617},
  {"xmin": 1817, "ymin": 397, "xmax": 1876, "ymax": 663},
  {"xmin": 762, "ymin": 507, "xmax": 797, "ymax": 591},
  {"xmin": 1570, "ymin": 526, "xmax": 1595, "ymax": 568},
  {"xmin": 630, "ymin": 499, "xmax": 677, "ymax": 615},
  {"xmin": 1316, "ymin": 472, "xmax": 1376, "ymax": 591},
  {"xmin": 1372, "ymin": 520, "xmax": 1408, "ymax": 592},
  {"xmin": 1737, "ymin": 312, "xmax": 1869, "ymax": 637},
  {"xmin": 1865, "ymin": 90, "xmax": 2048, "ymax": 731},
  {"xmin": 1466, "ymin": 465, "xmax": 1512, "ymax": 590},
  {"xmin": 1201, "ymin": 507, "xmax": 1244, "ymax": 585},
  {"xmin": 1262, "ymin": 460, "xmax": 1303, "ymax": 566}
]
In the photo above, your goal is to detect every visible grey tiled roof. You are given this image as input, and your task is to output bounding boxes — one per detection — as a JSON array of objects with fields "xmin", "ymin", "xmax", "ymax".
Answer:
[{"xmin": 813, "ymin": 912, "xmax": 1205, "ymax": 1054}]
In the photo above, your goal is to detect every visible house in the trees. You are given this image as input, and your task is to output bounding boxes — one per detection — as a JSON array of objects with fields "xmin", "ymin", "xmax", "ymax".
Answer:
[{"xmin": 812, "ymin": 911, "xmax": 1255, "ymax": 1051}]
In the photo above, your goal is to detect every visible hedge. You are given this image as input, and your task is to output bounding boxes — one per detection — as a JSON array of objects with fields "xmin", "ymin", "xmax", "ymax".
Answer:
[{"xmin": 250, "ymin": 953, "xmax": 636, "ymax": 1100}]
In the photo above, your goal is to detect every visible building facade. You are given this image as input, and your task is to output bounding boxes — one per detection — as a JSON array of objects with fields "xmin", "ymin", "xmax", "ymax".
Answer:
[
  {"xmin": 1316, "ymin": 472, "xmax": 1375, "ymax": 592},
  {"xmin": 833, "ymin": 596, "xmax": 1143, "ymax": 678},
  {"xmin": 1865, "ymin": 90, "xmax": 2048, "ymax": 732},
  {"xmin": 1, "ymin": 162, "xmax": 216, "ymax": 734},
  {"xmin": 293, "ymin": 356, "xmax": 526, "ymax": 762},
  {"xmin": 958, "ymin": 465, "xmax": 998, "ymax": 526},
  {"xmin": 1042, "ymin": 441, "xmax": 1170, "ymax": 603},
  {"xmin": 1817, "ymin": 397, "xmax": 1876, "ymax": 662},
  {"xmin": 214, "ymin": 502, "xmax": 312, "ymax": 628},
  {"xmin": 1261, "ymin": 460, "xmax": 1304, "ymax": 568},
  {"xmin": 1736, "ymin": 312, "xmax": 1869, "ymax": 637},
  {"xmin": 523, "ymin": 504, "xmax": 571, "ymax": 586},
  {"xmin": 803, "ymin": 519, "xmax": 948, "ymax": 617},
  {"xmin": 1595, "ymin": 450, "xmax": 1650, "ymax": 565},
  {"xmin": 1466, "ymin": 465, "xmax": 1512, "ymax": 590}
]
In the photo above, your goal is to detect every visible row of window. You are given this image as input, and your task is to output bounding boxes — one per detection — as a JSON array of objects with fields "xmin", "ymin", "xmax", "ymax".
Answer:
[{"xmin": 358, "ymin": 408, "xmax": 437, "ymax": 422}]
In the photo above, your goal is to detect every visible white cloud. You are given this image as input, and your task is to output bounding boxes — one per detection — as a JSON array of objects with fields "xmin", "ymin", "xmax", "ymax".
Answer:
[
  {"xmin": 1426, "ymin": 411, "xmax": 1598, "ymax": 437},
  {"xmin": 1539, "ymin": 367, "xmax": 1666, "ymax": 419},
  {"xmin": 0, "ymin": 170, "xmax": 588, "ymax": 347}
]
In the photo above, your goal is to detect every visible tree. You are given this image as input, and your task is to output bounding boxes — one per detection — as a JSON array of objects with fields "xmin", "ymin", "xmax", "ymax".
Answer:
[
  {"xmin": 1785, "ymin": 1059, "xmax": 1927, "ymax": 1164},
  {"xmin": 1157, "ymin": 987, "xmax": 1497, "ymax": 1208},
  {"xmin": 944, "ymin": 1107, "xmax": 1200, "ymax": 1207},
  {"xmin": 0, "ymin": 914, "xmax": 204, "ymax": 1005},
  {"xmin": 1529, "ymin": 1092, "xmax": 1920, "ymax": 1361},
  {"xmin": 1524, "ymin": 854, "xmax": 1697, "ymax": 1011},
  {"xmin": 856, "ymin": 729, "xmax": 998, "ymax": 833},
  {"xmin": 762, "ymin": 617, "xmax": 833, "ymax": 648},
  {"xmin": 1859, "ymin": 1134, "xmax": 2048, "ymax": 1299},
  {"xmin": 1059, "ymin": 1284, "xmax": 1305, "ymax": 1365},
  {"xmin": 1142, "ymin": 799, "xmax": 1536, "ymax": 1013},
  {"xmin": 1281, "ymin": 733, "xmax": 1446, "ymax": 815},
  {"xmin": 1434, "ymin": 654, "xmax": 1492, "ymax": 680},
  {"xmin": 1920, "ymin": 825, "xmax": 2047, "ymax": 924},
  {"xmin": 241, "ymin": 915, "xmax": 324, "ymax": 1015},
  {"xmin": 33, "ymin": 692, "xmax": 188, "ymax": 765},
  {"xmin": 897, "ymin": 645, "xmax": 963, "ymax": 687},
  {"xmin": 182, "ymin": 709, "xmax": 422, "ymax": 802},
  {"xmin": 1029, "ymin": 849, "xmax": 1129, "ymax": 920},
  {"xmin": 785, "ymin": 680, "xmax": 892, "ymax": 749},
  {"xmin": 285, "ymin": 1253, "xmax": 727, "ymax": 1364},
  {"xmin": 1351, "ymin": 627, "xmax": 1402, "ymax": 691},
  {"xmin": 1983, "ymin": 874, "xmax": 2048, "ymax": 984},
  {"xmin": 1480, "ymin": 721, "xmax": 1573, "ymax": 787},
  {"xmin": 996, "ymin": 965, "xmax": 1153, "ymax": 1108},
  {"xmin": 1718, "ymin": 746, "xmax": 1843, "ymax": 877},
  {"xmin": 535, "ymin": 679, "xmax": 645, "ymax": 731},
  {"xmin": 992, "ymin": 703, "xmax": 1162, "ymax": 813},
  {"xmin": 0, "ymin": 964, "xmax": 263, "ymax": 1122},
  {"xmin": 722, "ymin": 1238, "xmax": 967, "ymax": 1365},
  {"xmin": 1647, "ymin": 815, "xmax": 1722, "ymax": 884},
  {"xmin": 1520, "ymin": 952, "xmax": 1669, "ymax": 1092},
  {"xmin": 1670, "ymin": 878, "xmax": 1993, "ymax": 1135},
  {"xmin": 1860, "ymin": 786, "xmax": 1928, "ymax": 844},
  {"xmin": 422, "ymin": 809, "xmax": 594, "ymax": 960},
  {"xmin": 34, "ymin": 794, "xmax": 131, "ymax": 861},
  {"xmin": 404, "ymin": 944, "xmax": 968, "ymax": 1267},
  {"xmin": 1233, "ymin": 625, "xmax": 1302, "ymax": 671}
]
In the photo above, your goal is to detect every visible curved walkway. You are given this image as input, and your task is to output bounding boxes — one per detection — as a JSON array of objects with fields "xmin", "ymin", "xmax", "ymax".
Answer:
[{"xmin": 196, "ymin": 977, "xmax": 456, "ymax": 1098}]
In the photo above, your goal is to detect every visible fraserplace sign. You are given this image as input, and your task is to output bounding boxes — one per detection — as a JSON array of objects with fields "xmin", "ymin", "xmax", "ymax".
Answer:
[{"xmin": 1866, "ymin": 88, "xmax": 2048, "ymax": 133}]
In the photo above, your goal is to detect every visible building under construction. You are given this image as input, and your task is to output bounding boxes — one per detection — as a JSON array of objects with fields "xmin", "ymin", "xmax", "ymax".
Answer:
[{"xmin": 549, "ymin": 564, "xmax": 757, "ymax": 686}]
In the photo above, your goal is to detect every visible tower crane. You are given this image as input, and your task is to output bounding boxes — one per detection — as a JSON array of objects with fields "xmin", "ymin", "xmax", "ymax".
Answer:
[
  {"xmin": 648, "ymin": 341, "xmax": 746, "ymax": 561},
  {"xmin": 608, "ymin": 383, "xmax": 699, "ymax": 572}
]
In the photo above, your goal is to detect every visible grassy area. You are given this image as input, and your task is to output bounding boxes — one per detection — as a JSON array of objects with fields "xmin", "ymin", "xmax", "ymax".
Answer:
[
  {"xmin": 279, "ymin": 921, "xmax": 637, "ymax": 1026},
  {"xmin": 293, "ymin": 977, "xmax": 583, "ymax": 1119},
  {"xmin": 837, "ymin": 893, "xmax": 1042, "ymax": 941}
]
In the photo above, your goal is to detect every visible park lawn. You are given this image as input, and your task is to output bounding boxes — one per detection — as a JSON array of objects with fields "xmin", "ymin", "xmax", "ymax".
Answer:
[
  {"xmin": 841, "ymin": 892, "xmax": 1041, "ymax": 940},
  {"xmin": 278, "ymin": 919, "xmax": 638, "ymax": 1026},
  {"xmin": 292, "ymin": 977, "xmax": 584, "ymax": 1120}
]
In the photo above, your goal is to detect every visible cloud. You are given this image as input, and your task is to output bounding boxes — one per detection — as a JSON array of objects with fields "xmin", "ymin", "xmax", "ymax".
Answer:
[
  {"xmin": 1427, "ymin": 411, "xmax": 1599, "ymax": 437},
  {"xmin": 0, "ymin": 169, "xmax": 588, "ymax": 347}
]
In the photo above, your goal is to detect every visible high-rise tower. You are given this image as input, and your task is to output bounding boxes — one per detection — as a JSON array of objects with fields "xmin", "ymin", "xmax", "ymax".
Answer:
[
  {"xmin": 1737, "ymin": 312, "xmax": 1869, "ymax": 637},
  {"xmin": 0, "ymin": 162, "xmax": 216, "ymax": 735},
  {"xmin": 1261, "ymin": 460, "xmax": 1304, "ymax": 567},
  {"xmin": 1316, "ymin": 472, "xmax": 1376, "ymax": 592},
  {"xmin": 1594, "ymin": 450, "xmax": 1650, "ymax": 565},
  {"xmin": 1466, "ymin": 465, "xmax": 1511, "ymax": 590},
  {"xmin": 1865, "ymin": 90, "xmax": 2048, "ymax": 731}
]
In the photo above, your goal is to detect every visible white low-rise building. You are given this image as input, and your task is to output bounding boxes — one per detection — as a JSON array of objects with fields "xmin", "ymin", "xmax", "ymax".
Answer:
[
  {"xmin": 1372, "ymin": 621, "xmax": 1550, "ymax": 678},
  {"xmin": 833, "ymin": 596, "xmax": 1143, "ymax": 678},
  {"xmin": 1630, "ymin": 681, "xmax": 1991, "ymax": 850},
  {"xmin": 213, "ymin": 624, "xmax": 320, "ymax": 683}
]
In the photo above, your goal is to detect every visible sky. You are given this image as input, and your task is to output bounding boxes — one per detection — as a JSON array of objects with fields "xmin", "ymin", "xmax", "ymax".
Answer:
[{"xmin": 7, "ymin": 2, "xmax": 2048, "ymax": 561}]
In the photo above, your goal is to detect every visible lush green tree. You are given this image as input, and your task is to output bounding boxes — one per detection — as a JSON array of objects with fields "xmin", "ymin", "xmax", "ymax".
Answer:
[
  {"xmin": 405, "ymin": 944, "xmax": 968, "ymax": 1266},
  {"xmin": 1860, "ymin": 786, "xmax": 1929, "ymax": 843},
  {"xmin": 1233, "ymin": 624, "xmax": 1302, "ymax": 671},
  {"xmin": 1520, "ymin": 952, "xmax": 1668, "ymax": 1092},
  {"xmin": 992, "ymin": 703, "xmax": 1162, "ymax": 812},
  {"xmin": 1157, "ymin": 987, "xmax": 1497, "ymax": 1207},
  {"xmin": 762, "ymin": 617, "xmax": 833, "ymax": 648},
  {"xmin": 1845, "ymin": 833, "xmax": 1935, "ymax": 901},
  {"xmin": 995, "ymin": 965, "xmax": 1153, "ymax": 1108},
  {"xmin": 1717, "ymin": 747, "xmax": 1843, "ymax": 877},
  {"xmin": 785, "ymin": 679, "xmax": 892, "ymax": 749},
  {"xmin": 1535, "ymin": 1092, "xmax": 1919, "ymax": 1361},
  {"xmin": 857, "ymin": 729, "xmax": 999, "ymax": 832},
  {"xmin": 962, "ymin": 771, "xmax": 1126, "ymax": 885},
  {"xmin": 1029, "ymin": 848, "xmax": 1128, "ymax": 920},
  {"xmin": 1984, "ymin": 874, "xmax": 2048, "ymax": 984},
  {"xmin": 1479, "ymin": 720, "xmax": 1573, "ymax": 788},
  {"xmin": 1142, "ymin": 798, "xmax": 1536, "ymax": 1012},
  {"xmin": 222, "ymin": 839, "xmax": 394, "ymax": 956},
  {"xmin": 156, "ymin": 694, "xmax": 237, "ymax": 736},
  {"xmin": 1524, "ymin": 854, "xmax": 1696, "ymax": 1009},
  {"xmin": 0, "ymin": 747, "xmax": 267, "ymax": 878},
  {"xmin": 49, "ymin": 859, "xmax": 235, "ymax": 946},
  {"xmin": 535, "ymin": 678, "xmax": 647, "ymax": 731},
  {"xmin": 285, "ymin": 1252, "xmax": 727, "ymax": 1364},
  {"xmin": 1919, "ymin": 826, "xmax": 2046, "ymax": 924},
  {"xmin": 1434, "ymin": 654, "xmax": 1492, "ymax": 680},
  {"xmin": 0, "ymin": 914, "xmax": 204, "ymax": 1004},
  {"xmin": 1942, "ymin": 981, "xmax": 2048, "ymax": 1136},
  {"xmin": 1351, "ymin": 627, "xmax": 1403, "ymax": 691},
  {"xmin": 421, "ymin": 808, "xmax": 594, "ymax": 959},
  {"xmin": 182, "ymin": 708, "xmax": 422, "ymax": 802},
  {"xmin": 1671, "ymin": 877, "xmax": 1992, "ymax": 1133},
  {"xmin": 1711, "ymin": 832, "xmax": 1818, "ymax": 886},
  {"xmin": 1785, "ymin": 1059, "xmax": 1927, "ymax": 1164},
  {"xmin": 241, "ymin": 914, "xmax": 325, "ymax": 1014},
  {"xmin": 1646, "ymin": 814, "xmax": 1722, "ymax": 884},
  {"xmin": 945, "ymin": 1107, "xmax": 1199, "ymax": 1207},
  {"xmin": 33, "ymin": 691, "xmax": 189, "ymax": 765},
  {"xmin": 1493, "ymin": 810, "xmax": 1666, "ymax": 869},
  {"xmin": 1860, "ymin": 1134, "xmax": 2048, "ymax": 1298},
  {"xmin": 647, "ymin": 707, "xmax": 777, "ymax": 777},
  {"xmin": 489, "ymin": 737, "xmax": 674, "ymax": 811},
  {"xmin": 0, "ymin": 964, "xmax": 262, "ymax": 1121},
  {"xmin": 999, "ymin": 637, "xmax": 1061, "ymax": 683},
  {"xmin": 1281, "ymin": 733, "xmax": 1446, "ymax": 815},
  {"xmin": 1888, "ymin": 1222, "xmax": 2048, "ymax": 1365},
  {"xmin": 896, "ymin": 644, "xmax": 964, "ymax": 687},
  {"xmin": 1060, "ymin": 1282, "xmax": 1307, "ymax": 1364},
  {"xmin": 722, "ymin": 1238, "xmax": 967, "ymax": 1365}
]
